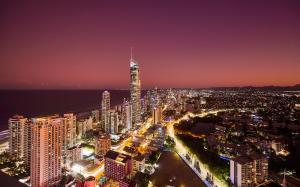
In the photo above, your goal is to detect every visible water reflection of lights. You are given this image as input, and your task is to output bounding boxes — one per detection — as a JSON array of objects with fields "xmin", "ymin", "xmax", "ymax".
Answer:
[{"xmin": 167, "ymin": 110, "xmax": 230, "ymax": 187}]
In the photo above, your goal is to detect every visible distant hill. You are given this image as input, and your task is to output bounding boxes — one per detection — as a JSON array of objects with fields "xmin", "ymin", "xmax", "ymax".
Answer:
[{"xmin": 209, "ymin": 84, "xmax": 300, "ymax": 91}]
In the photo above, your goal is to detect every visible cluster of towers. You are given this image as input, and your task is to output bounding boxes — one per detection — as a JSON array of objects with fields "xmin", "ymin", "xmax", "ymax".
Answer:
[
  {"xmin": 9, "ymin": 113, "xmax": 77, "ymax": 187},
  {"xmin": 8, "ymin": 54, "xmax": 141, "ymax": 187},
  {"xmin": 101, "ymin": 53, "xmax": 141, "ymax": 134}
]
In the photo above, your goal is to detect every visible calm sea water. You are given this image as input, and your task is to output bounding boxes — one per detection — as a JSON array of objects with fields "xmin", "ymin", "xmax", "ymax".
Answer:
[{"xmin": 0, "ymin": 90, "xmax": 132, "ymax": 131}]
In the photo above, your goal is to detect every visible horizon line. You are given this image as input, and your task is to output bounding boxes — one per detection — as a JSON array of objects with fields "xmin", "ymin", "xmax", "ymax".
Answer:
[{"xmin": 0, "ymin": 83, "xmax": 299, "ymax": 91}]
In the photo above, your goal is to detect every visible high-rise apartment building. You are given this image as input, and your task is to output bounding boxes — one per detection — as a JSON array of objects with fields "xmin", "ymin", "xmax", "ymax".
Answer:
[
  {"xmin": 23, "ymin": 119, "xmax": 32, "ymax": 167},
  {"xmin": 66, "ymin": 145, "xmax": 82, "ymax": 169},
  {"xmin": 77, "ymin": 119, "xmax": 85, "ymax": 138},
  {"xmin": 122, "ymin": 99, "xmax": 132, "ymax": 131},
  {"xmin": 109, "ymin": 109, "xmax": 119, "ymax": 134},
  {"xmin": 251, "ymin": 154, "xmax": 268, "ymax": 184},
  {"xmin": 152, "ymin": 107, "xmax": 162, "ymax": 124},
  {"xmin": 130, "ymin": 53, "xmax": 141, "ymax": 127},
  {"xmin": 95, "ymin": 133, "xmax": 111, "ymax": 156},
  {"xmin": 30, "ymin": 116, "xmax": 63, "ymax": 187},
  {"xmin": 63, "ymin": 113, "xmax": 77, "ymax": 150},
  {"xmin": 77, "ymin": 117, "xmax": 93, "ymax": 138},
  {"xmin": 8, "ymin": 115, "xmax": 31, "ymax": 166},
  {"xmin": 92, "ymin": 110, "xmax": 100, "ymax": 127},
  {"xmin": 230, "ymin": 154, "xmax": 268, "ymax": 187},
  {"xmin": 102, "ymin": 91, "xmax": 111, "ymax": 132}
]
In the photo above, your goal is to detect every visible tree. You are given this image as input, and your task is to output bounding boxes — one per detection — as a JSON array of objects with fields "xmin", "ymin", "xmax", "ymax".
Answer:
[
  {"xmin": 147, "ymin": 151, "xmax": 160, "ymax": 165},
  {"xmin": 82, "ymin": 129, "xmax": 95, "ymax": 143},
  {"xmin": 134, "ymin": 172, "xmax": 150, "ymax": 187},
  {"xmin": 164, "ymin": 135, "xmax": 175, "ymax": 149}
]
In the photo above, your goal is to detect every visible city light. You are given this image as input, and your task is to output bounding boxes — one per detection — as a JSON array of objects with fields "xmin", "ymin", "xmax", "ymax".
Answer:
[{"xmin": 1, "ymin": 2, "xmax": 299, "ymax": 186}]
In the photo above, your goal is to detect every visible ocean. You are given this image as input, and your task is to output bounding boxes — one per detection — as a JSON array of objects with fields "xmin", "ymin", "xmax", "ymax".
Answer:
[{"xmin": 0, "ymin": 90, "xmax": 132, "ymax": 131}]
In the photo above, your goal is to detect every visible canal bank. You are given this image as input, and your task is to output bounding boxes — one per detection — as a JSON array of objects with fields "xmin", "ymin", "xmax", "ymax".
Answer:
[
  {"xmin": 150, "ymin": 151, "xmax": 206, "ymax": 187},
  {"xmin": 166, "ymin": 111, "xmax": 229, "ymax": 187}
]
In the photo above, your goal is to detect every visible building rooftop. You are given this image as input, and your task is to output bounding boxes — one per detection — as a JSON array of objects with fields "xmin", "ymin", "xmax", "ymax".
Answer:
[
  {"xmin": 9, "ymin": 115, "xmax": 26, "ymax": 120},
  {"xmin": 232, "ymin": 156, "xmax": 253, "ymax": 164},
  {"xmin": 232, "ymin": 153, "xmax": 267, "ymax": 164},
  {"xmin": 133, "ymin": 154, "xmax": 145, "ymax": 162},
  {"xmin": 97, "ymin": 133, "xmax": 111, "ymax": 140},
  {"xmin": 105, "ymin": 150, "xmax": 131, "ymax": 164},
  {"xmin": 249, "ymin": 153, "xmax": 267, "ymax": 160}
]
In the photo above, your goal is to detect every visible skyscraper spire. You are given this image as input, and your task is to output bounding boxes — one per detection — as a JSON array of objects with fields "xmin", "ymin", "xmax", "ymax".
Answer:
[{"xmin": 130, "ymin": 47, "xmax": 133, "ymax": 61}]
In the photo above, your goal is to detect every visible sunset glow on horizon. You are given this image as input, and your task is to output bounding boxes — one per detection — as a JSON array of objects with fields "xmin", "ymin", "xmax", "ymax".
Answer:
[{"xmin": 0, "ymin": 0, "xmax": 299, "ymax": 89}]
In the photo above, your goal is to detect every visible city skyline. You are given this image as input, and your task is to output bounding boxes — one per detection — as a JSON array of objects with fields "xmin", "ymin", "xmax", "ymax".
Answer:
[
  {"xmin": 1, "ymin": 0, "xmax": 300, "ymax": 89},
  {"xmin": 1, "ymin": 1, "xmax": 300, "ymax": 187}
]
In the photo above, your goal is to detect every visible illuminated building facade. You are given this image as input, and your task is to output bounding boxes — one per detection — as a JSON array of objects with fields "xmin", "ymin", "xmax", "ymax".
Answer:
[
  {"xmin": 130, "ymin": 54, "xmax": 141, "ymax": 127},
  {"xmin": 66, "ymin": 145, "xmax": 82, "ymax": 168},
  {"xmin": 109, "ymin": 109, "xmax": 119, "ymax": 134},
  {"xmin": 132, "ymin": 155, "xmax": 145, "ymax": 175},
  {"xmin": 91, "ymin": 110, "xmax": 100, "ymax": 124},
  {"xmin": 104, "ymin": 150, "xmax": 132, "ymax": 181},
  {"xmin": 95, "ymin": 133, "xmax": 111, "ymax": 156},
  {"xmin": 63, "ymin": 113, "xmax": 77, "ymax": 161},
  {"xmin": 152, "ymin": 106, "xmax": 162, "ymax": 124},
  {"xmin": 230, "ymin": 154, "xmax": 268, "ymax": 187},
  {"xmin": 102, "ymin": 91, "xmax": 111, "ymax": 132},
  {"xmin": 122, "ymin": 99, "xmax": 132, "ymax": 131},
  {"xmin": 30, "ymin": 116, "xmax": 63, "ymax": 187},
  {"xmin": 8, "ymin": 115, "xmax": 31, "ymax": 166}
]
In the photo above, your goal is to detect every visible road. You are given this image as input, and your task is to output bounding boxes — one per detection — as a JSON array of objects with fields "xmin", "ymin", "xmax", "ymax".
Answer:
[{"xmin": 91, "ymin": 117, "xmax": 153, "ymax": 180}]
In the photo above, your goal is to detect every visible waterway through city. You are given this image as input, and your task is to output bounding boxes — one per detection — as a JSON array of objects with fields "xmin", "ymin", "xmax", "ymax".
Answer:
[
  {"xmin": 150, "ymin": 151, "xmax": 206, "ymax": 187},
  {"xmin": 164, "ymin": 111, "xmax": 230, "ymax": 187}
]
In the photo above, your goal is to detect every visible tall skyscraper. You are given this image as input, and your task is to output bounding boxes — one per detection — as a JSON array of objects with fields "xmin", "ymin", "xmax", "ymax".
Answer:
[
  {"xmin": 30, "ymin": 116, "xmax": 63, "ymax": 187},
  {"xmin": 62, "ymin": 113, "xmax": 77, "ymax": 164},
  {"xmin": 8, "ymin": 115, "xmax": 31, "ymax": 166},
  {"xmin": 91, "ymin": 110, "xmax": 100, "ymax": 124},
  {"xmin": 122, "ymin": 99, "xmax": 132, "ymax": 131},
  {"xmin": 152, "ymin": 106, "xmax": 162, "ymax": 124},
  {"xmin": 109, "ymin": 109, "xmax": 119, "ymax": 134},
  {"xmin": 101, "ymin": 91, "xmax": 110, "ymax": 132},
  {"xmin": 130, "ymin": 50, "xmax": 141, "ymax": 127},
  {"xmin": 63, "ymin": 113, "xmax": 77, "ymax": 149}
]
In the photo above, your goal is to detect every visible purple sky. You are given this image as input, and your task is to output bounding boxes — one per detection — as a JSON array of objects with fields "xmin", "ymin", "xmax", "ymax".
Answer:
[{"xmin": 0, "ymin": 0, "xmax": 299, "ymax": 89}]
